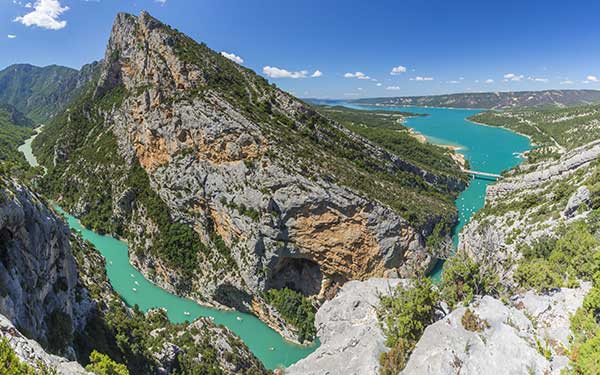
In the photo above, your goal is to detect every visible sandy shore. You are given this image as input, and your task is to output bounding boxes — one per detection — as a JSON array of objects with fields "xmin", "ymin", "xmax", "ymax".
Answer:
[{"xmin": 407, "ymin": 128, "xmax": 466, "ymax": 167}]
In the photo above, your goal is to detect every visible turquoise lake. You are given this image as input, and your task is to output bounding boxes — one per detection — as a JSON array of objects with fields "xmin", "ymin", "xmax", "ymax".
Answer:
[
  {"xmin": 341, "ymin": 103, "xmax": 532, "ymax": 280},
  {"xmin": 20, "ymin": 104, "xmax": 530, "ymax": 369}
]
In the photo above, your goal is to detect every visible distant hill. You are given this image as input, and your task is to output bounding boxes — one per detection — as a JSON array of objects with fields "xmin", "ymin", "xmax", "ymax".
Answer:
[
  {"xmin": 353, "ymin": 90, "xmax": 600, "ymax": 110},
  {"xmin": 0, "ymin": 102, "xmax": 33, "ymax": 127},
  {"xmin": 0, "ymin": 62, "xmax": 100, "ymax": 123}
]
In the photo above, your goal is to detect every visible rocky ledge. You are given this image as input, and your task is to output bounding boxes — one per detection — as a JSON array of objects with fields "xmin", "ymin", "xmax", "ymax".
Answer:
[{"xmin": 286, "ymin": 278, "xmax": 406, "ymax": 375}]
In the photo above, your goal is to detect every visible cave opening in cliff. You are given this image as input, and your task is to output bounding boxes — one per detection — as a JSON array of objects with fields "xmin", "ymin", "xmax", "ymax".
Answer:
[{"xmin": 267, "ymin": 257, "xmax": 323, "ymax": 297}]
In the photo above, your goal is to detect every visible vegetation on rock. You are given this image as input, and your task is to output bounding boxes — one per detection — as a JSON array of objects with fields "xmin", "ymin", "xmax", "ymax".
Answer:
[
  {"xmin": 264, "ymin": 288, "xmax": 316, "ymax": 343},
  {"xmin": 377, "ymin": 277, "xmax": 441, "ymax": 374}
]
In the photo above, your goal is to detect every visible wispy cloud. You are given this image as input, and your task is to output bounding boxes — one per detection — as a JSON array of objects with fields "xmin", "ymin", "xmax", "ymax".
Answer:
[
  {"xmin": 585, "ymin": 75, "xmax": 598, "ymax": 83},
  {"xmin": 7, "ymin": 34, "xmax": 17, "ymax": 39},
  {"xmin": 485, "ymin": 79, "xmax": 494, "ymax": 84},
  {"xmin": 560, "ymin": 80, "xmax": 574, "ymax": 85},
  {"xmin": 390, "ymin": 65, "xmax": 407, "ymax": 75},
  {"xmin": 155, "ymin": 0, "xmax": 167, "ymax": 4},
  {"xmin": 386, "ymin": 86, "xmax": 401, "ymax": 90},
  {"xmin": 411, "ymin": 76, "xmax": 433, "ymax": 81},
  {"xmin": 14, "ymin": 0, "xmax": 69, "ymax": 30},
  {"xmin": 311, "ymin": 70, "xmax": 323, "ymax": 78},
  {"xmin": 376, "ymin": 83, "xmax": 382, "ymax": 87},
  {"xmin": 344, "ymin": 71, "xmax": 371, "ymax": 80},
  {"xmin": 528, "ymin": 76, "xmax": 549, "ymax": 83},
  {"xmin": 503, "ymin": 73, "xmax": 524, "ymax": 81},
  {"xmin": 220, "ymin": 51, "xmax": 244, "ymax": 64}
]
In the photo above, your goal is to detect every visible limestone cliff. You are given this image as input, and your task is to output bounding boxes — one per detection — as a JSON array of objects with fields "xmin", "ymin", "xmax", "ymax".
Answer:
[
  {"xmin": 34, "ymin": 11, "xmax": 466, "ymax": 340},
  {"xmin": 0, "ymin": 174, "xmax": 93, "ymax": 359},
  {"xmin": 459, "ymin": 140, "xmax": 600, "ymax": 286}
]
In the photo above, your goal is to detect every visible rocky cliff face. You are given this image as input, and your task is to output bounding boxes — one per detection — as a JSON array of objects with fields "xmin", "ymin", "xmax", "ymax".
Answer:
[
  {"xmin": 34, "ymin": 11, "xmax": 465, "ymax": 339},
  {"xmin": 459, "ymin": 140, "xmax": 600, "ymax": 285},
  {"xmin": 0, "ymin": 313, "xmax": 91, "ymax": 374},
  {"xmin": 0, "ymin": 175, "xmax": 93, "ymax": 358}
]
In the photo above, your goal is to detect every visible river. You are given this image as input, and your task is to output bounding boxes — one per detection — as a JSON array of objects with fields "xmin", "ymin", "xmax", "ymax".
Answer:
[
  {"xmin": 19, "ymin": 130, "xmax": 317, "ymax": 370},
  {"xmin": 19, "ymin": 105, "xmax": 530, "ymax": 369},
  {"xmin": 341, "ymin": 103, "xmax": 531, "ymax": 280}
]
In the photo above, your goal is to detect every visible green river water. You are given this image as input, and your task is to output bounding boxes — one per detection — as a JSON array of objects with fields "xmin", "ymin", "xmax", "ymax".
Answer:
[{"xmin": 19, "ymin": 105, "xmax": 530, "ymax": 369}]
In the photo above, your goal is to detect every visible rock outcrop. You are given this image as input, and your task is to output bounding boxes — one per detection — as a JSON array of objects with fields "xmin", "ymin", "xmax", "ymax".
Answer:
[
  {"xmin": 403, "ymin": 284, "xmax": 590, "ymax": 375},
  {"xmin": 0, "ymin": 176, "xmax": 93, "ymax": 358},
  {"xmin": 459, "ymin": 140, "xmax": 600, "ymax": 284},
  {"xmin": 35, "ymin": 11, "xmax": 466, "ymax": 340},
  {"xmin": 0, "ymin": 313, "xmax": 91, "ymax": 375},
  {"xmin": 286, "ymin": 278, "xmax": 406, "ymax": 375}
]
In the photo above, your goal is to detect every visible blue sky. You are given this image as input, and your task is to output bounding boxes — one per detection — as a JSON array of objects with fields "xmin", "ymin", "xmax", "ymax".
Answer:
[{"xmin": 1, "ymin": 0, "xmax": 599, "ymax": 98}]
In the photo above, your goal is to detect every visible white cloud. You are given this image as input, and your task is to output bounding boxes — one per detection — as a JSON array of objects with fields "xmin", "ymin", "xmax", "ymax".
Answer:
[
  {"xmin": 376, "ymin": 83, "xmax": 382, "ymax": 87},
  {"xmin": 587, "ymin": 75, "xmax": 598, "ymax": 82},
  {"xmin": 24, "ymin": 2, "xmax": 32, "ymax": 8},
  {"xmin": 14, "ymin": 0, "xmax": 69, "ymax": 30},
  {"xmin": 7, "ymin": 34, "xmax": 17, "ymax": 39},
  {"xmin": 560, "ymin": 80, "xmax": 574, "ymax": 85},
  {"xmin": 220, "ymin": 51, "xmax": 244, "ymax": 64},
  {"xmin": 503, "ymin": 73, "xmax": 524, "ymax": 81},
  {"xmin": 344, "ymin": 71, "xmax": 370, "ymax": 80},
  {"xmin": 155, "ymin": 0, "xmax": 167, "ymax": 4},
  {"xmin": 485, "ymin": 79, "xmax": 494, "ymax": 84},
  {"xmin": 262, "ymin": 66, "xmax": 322, "ymax": 79},
  {"xmin": 386, "ymin": 86, "xmax": 401, "ymax": 90},
  {"xmin": 390, "ymin": 65, "xmax": 407, "ymax": 75},
  {"xmin": 447, "ymin": 80, "xmax": 460, "ymax": 84},
  {"xmin": 263, "ymin": 66, "xmax": 309, "ymax": 79},
  {"xmin": 411, "ymin": 76, "xmax": 433, "ymax": 81}
]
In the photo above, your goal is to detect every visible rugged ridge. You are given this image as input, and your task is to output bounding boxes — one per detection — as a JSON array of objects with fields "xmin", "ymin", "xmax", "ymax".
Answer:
[
  {"xmin": 34, "ymin": 11, "xmax": 466, "ymax": 340},
  {"xmin": 0, "ymin": 62, "xmax": 100, "ymax": 123}
]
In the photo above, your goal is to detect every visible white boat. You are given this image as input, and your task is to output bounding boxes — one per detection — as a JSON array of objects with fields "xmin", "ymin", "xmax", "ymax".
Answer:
[
  {"xmin": 184, "ymin": 311, "xmax": 191, "ymax": 316},
  {"xmin": 132, "ymin": 288, "xmax": 137, "ymax": 292},
  {"xmin": 269, "ymin": 347, "xmax": 275, "ymax": 351},
  {"xmin": 130, "ymin": 274, "xmax": 135, "ymax": 278},
  {"xmin": 209, "ymin": 316, "xmax": 215, "ymax": 321},
  {"xmin": 236, "ymin": 316, "xmax": 243, "ymax": 321},
  {"xmin": 134, "ymin": 281, "xmax": 140, "ymax": 286}
]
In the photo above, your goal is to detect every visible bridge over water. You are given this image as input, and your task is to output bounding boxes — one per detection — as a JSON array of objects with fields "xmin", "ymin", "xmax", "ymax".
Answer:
[{"xmin": 462, "ymin": 169, "xmax": 503, "ymax": 179}]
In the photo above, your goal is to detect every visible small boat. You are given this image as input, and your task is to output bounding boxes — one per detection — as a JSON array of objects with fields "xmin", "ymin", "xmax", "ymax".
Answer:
[
  {"xmin": 134, "ymin": 281, "xmax": 140, "ymax": 286},
  {"xmin": 236, "ymin": 316, "xmax": 243, "ymax": 321},
  {"xmin": 132, "ymin": 288, "xmax": 137, "ymax": 292},
  {"xmin": 269, "ymin": 347, "xmax": 275, "ymax": 351},
  {"xmin": 184, "ymin": 311, "xmax": 191, "ymax": 316},
  {"xmin": 109, "ymin": 261, "xmax": 113, "ymax": 265},
  {"xmin": 130, "ymin": 274, "xmax": 135, "ymax": 278},
  {"xmin": 209, "ymin": 316, "xmax": 215, "ymax": 321}
]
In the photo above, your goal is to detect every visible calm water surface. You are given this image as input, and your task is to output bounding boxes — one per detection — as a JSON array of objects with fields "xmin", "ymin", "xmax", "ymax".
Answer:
[{"xmin": 341, "ymin": 103, "xmax": 531, "ymax": 280}]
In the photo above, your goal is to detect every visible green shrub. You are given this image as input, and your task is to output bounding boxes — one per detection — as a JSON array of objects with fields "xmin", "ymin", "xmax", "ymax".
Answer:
[
  {"xmin": 85, "ymin": 351, "xmax": 130, "ymax": 375},
  {"xmin": 264, "ymin": 288, "xmax": 316, "ymax": 343},
  {"xmin": 440, "ymin": 253, "xmax": 499, "ymax": 309},
  {"xmin": 377, "ymin": 277, "xmax": 441, "ymax": 373}
]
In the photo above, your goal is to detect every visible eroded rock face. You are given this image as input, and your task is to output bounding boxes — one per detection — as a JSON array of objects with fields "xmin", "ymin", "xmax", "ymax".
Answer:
[
  {"xmin": 50, "ymin": 10, "xmax": 465, "ymax": 326},
  {"xmin": 286, "ymin": 278, "xmax": 406, "ymax": 375},
  {"xmin": 0, "ymin": 176, "xmax": 93, "ymax": 357},
  {"xmin": 459, "ymin": 140, "xmax": 599, "ymax": 285},
  {"xmin": 0, "ymin": 314, "xmax": 91, "ymax": 375}
]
